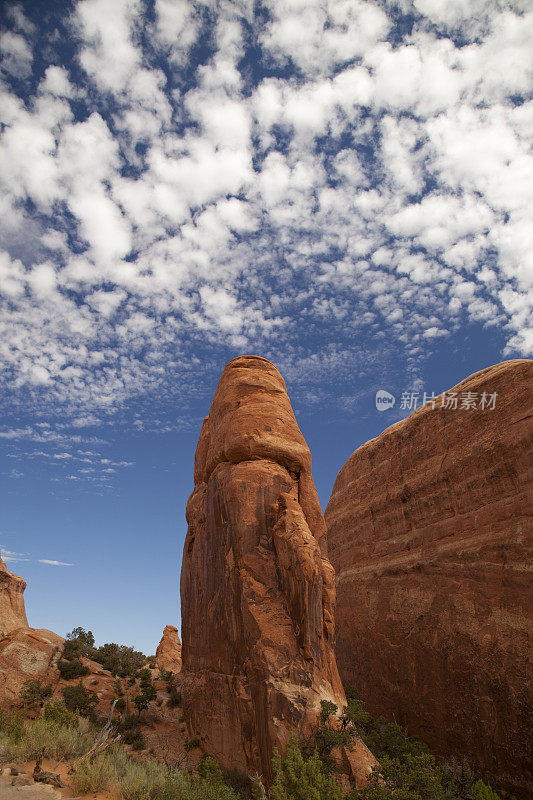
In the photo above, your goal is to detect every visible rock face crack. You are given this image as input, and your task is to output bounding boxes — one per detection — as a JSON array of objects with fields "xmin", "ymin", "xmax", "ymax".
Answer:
[{"xmin": 179, "ymin": 356, "xmax": 355, "ymax": 781}]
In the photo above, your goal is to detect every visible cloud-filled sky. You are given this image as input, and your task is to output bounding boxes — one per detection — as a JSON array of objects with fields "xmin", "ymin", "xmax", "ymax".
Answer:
[{"xmin": 1, "ymin": 0, "xmax": 531, "ymax": 653}]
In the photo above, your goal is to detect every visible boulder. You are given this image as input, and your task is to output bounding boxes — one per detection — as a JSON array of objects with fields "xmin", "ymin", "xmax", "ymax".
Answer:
[
  {"xmin": 155, "ymin": 625, "xmax": 182, "ymax": 673},
  {"xmin": 326, "ymin": 359, "xmax": 533, "ymax": 799},
  {"xmin": 0, "ymin": 628, "xmax": 64, "ymax": 703},
  {"xmin": 0, "ymin": 556, "xmax": 28, "ymax": 637},
  {"xmin": 180, "ymin": 355, "xmax": 352, "ymax": 782},
  {"xmin": 11, "ymin": 774, "xmax": 33, "ymax": 786}
]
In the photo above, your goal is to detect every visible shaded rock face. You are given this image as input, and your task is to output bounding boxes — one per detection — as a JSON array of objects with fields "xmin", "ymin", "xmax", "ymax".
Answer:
[
  {"xmin": 0, "ymin": 556, "xmax": 28, "ymax": 637},
  {"xmin": 155, "ymin": 625, "xmax": 182, "ymax": 673},
  {"xmin": 325, "ymin": 359, "xmax": 533, "ymax": 799},
  {"xmin": 180, "ymin": 356, "xmax": 346, "ymax": 780}
]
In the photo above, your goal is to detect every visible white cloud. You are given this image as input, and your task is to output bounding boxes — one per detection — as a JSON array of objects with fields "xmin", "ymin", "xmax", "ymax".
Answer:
[
  {"xmin": 0, "ymin": 0, "xmax": 531, "ymax": 435},
  {"xmin": 38, "ymin": 559, "xmax": 74, "ymax": 566},
  {"xmin": 75, "ymin": 0, "xmax": 141, "ymax": 93},
  {"xmin": 0, "ymin": 31, "xmax": 33, "ymax": 78}
]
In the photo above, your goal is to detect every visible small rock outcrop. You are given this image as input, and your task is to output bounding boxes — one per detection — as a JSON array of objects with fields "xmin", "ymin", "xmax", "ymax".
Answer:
[
  {"xmin": 0, "ymin": 556, "xmax": 28, "ymax": 637},
  {"xmin": 325, "ymin": 359, "xmax": 533, "ymax": 799},
  {"xmin": 155, "ymin": 625, "xmax": 182, "ymax": 673},
  {"xmin": 0, "ymin": 628, "xmax": 64, "ymax": 704},
  {"xmin": 180, "ymin": 356, "xmax": 372, "ymax": 781}
]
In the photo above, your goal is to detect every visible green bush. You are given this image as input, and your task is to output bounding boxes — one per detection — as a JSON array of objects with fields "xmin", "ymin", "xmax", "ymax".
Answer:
[
  {"xmin": 20, "ymin": 679, "xmax": 53, "ymax": 706},
  {"xmin": 342, "ymin": 688, "xmax": 503, "ymax": 800},
  {"xmin": 43, "ymin": 699, "xmax": 78, "ymax": 728},
  {"xmin": 0, "ymin": 713, "xmax": 91, "ymax": 763},
  {"xmin": 269, "ymin": 735, "xmax": 342, "ymax": 800},
  {"xmin": 71, "ymin": 752, "xmax": 115, "ymax": 794},
  {"xmin": 62, "ymin": 682, "xmax": 98, "ymax": 716},
  {"xmin": 66, "ymin": 627, "xmax": 96, "ymax": 652},
  {"xmin": 167, "ymin": 680, "xmax": 181, "ymax": 709},
  {"xmin": 118, "ymin": 712, "xmax": 146, "ymax": 750},
  {"xmin": 471, "ymin": 779, "xmax": 501, "ymax": 800},
  {"xmin": 93, "ymin": 642, "xmax": 147, "ymax": 677},
  {"xmin": 58, "ymin": 657, "xmax": 90, "ymax": 680},
  {"xmin": 198, "ymin": 755, "xmax": 224, "ymax": 784}
]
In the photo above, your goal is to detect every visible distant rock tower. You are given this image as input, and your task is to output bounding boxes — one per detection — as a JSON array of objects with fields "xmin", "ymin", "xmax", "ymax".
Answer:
[
  {"xmin": 180, "ymin": 356, "xmax": 361, "ymax": 780},
  {"xmin": 0, "ymin": 555, "xmax": 28, "ymax": 637},
  {"xmin": 155, "ymin": 625, "xmax": 182, "ymax": 673}
]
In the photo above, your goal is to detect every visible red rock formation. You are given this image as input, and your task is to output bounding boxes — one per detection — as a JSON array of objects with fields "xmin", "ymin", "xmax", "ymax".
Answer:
[
  {"xmin": 0, "ymin": 626, "xmax": 123, "ymax": 713},
  {"xmin": 180, "ymin": 356, "xmax": 372, "ymax": 782},
  {"xmin": 0, "ymin": 628, "xmax": 63, "ymax": 704},
  {"xmin": 326, "ymin": 359, "xmax": 533, "ymax": 799},
  {"xmin": 0, "ymin": 556, "xmax": 28, "ymax": 637},
  {"xmin": 155, "ymin": 625, "xmax": 182, "ymax": 673}
]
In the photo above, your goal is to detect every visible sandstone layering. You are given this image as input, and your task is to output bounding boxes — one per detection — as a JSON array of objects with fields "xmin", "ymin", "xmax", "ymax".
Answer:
[
  {"xmin": 180, "ymin": 355, "xmax": 375, "ymax": 781},
  {"xmin": 326, "ymin": 359, "xmax": 533, "ymax": 799},
  {"xmin": 0, "ymin": 556, "xmax": 28, "ymax": 637},
  {"xmin": 155, "ymin": 625, "xmax": 182, "ymax": 673}
]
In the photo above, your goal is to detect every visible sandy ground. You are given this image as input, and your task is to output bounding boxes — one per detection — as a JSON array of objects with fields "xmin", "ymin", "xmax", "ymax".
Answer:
[{"xmin": 0, "ymin": 760, "xmax": 121, "ymax": 800}]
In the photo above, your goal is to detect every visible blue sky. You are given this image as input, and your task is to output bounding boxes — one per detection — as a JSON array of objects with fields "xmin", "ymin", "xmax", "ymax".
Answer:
[{"xmin": 0, "ymin": 0, "xmax": 531, "ymax": 655}]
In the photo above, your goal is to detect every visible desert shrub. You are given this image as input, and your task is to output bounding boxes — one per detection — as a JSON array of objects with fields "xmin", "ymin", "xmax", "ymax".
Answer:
[
  {"xmin": 43, "ymin": 699, "xmax": 78, "ymax": 727},
  {"xmin": 377, "ymin": 753, "xmax": 446, "ymax": 800},
  {"xmin": 167, "ymin": 680, "xmax": 181, "ymax": 709},
  {"xmin": 221, "ymin": 767, "xmax": 253, "ymax": 798},
  {"xmin": 269, "ymin": 735, "xmax": 342, "ymax": 800},
  {"xmin": 58, "ymin": 657, "xmax": 90, "ymax": 680},
  {"xmin": 184, "ymin": 736, "xmax": 200, "ymax": 752},
  {"xmin": 342, "ymin": 689, "xmax": 504, "ymax": 800},
  {"xmin": 62, "ymin": 682, "xmax": 98, "ymax": 716},
  {"xmin": 71, "ymin": 752, "xmax": 115, "ymax": 794},
  {"xmin": 471, "ymin": 779, "xmax": 501, "ymax": 800},
  {"xmin": 93, "ymin": 642, "xmax": 146, "ymax": 677},
  {"xmin": 20, "ymin": 679, "xmax": 53, "ymax": 706},
  {"xmin": 298, "ymin": 699, "xmax": 352, "ymax": 773},
  {"xmin": 118, "ymin": 757, "xmax": 169, "ymax": 800},
  {"xmin": 0, "ymin": 709, "xmax": 25, "ymax": 741},
  {"xmin": 0, "ymin": 713, "xmax": 91, "ymax": 763},
  {"xmin": 19, "ymin": 716, "xmax": 90, "ymax": 760},
  {"xmin": 118, "ymin": 713, "xmax": 146, "ymax": 750},
  {"xmin": 123, "ymin": 727, "xmax": 146, "ymax": 750},
  {"xmin": 198, "ymin": 755, "xmax": 225, "ymax": 784},
  {"xmin": 347, "ymin": 787, "xmax": 422, "ymax": 800},
  {"xmin": 158, "ymin": 668, "xmax": 172, "ymax": 682},
  {"xmin": 66, "ymin": 626, "xmax": 96, "ymax": 653}
]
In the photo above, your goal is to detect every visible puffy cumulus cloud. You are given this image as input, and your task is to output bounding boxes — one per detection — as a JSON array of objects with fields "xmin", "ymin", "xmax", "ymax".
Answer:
[
  {"xmin": 0, "ymin": 30, "xmax": 33, "ymax": 77},
  {"xmin": 261, "ymin": 0, "xmax": 390, "ymax": 77},
  {"xmin": 0, "ymin": 0, "xmax": 531, "ymax": 432}
]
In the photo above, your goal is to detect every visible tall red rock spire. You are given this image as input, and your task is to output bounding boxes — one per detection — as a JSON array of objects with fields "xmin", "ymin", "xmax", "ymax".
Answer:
[{"xmin": 179, "ymin": 355, "xmax": 346, "ymax": 780}]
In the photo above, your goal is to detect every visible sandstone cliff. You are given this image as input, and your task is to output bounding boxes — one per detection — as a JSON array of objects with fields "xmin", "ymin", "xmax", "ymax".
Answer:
[
  {"xmin": 155, "ymin": 625, "xmax": 182, "ymax": 673},
  {"xmin": 326, "ymin": 359, "xmax": 533, "ymax": 799},
  {"xmin": 0, "ymin": 555, "xmax": 28, "ymax": 637},
  {"xmin": 180, "ymin": 355, "xmax": 374, "ymax": 782}
]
